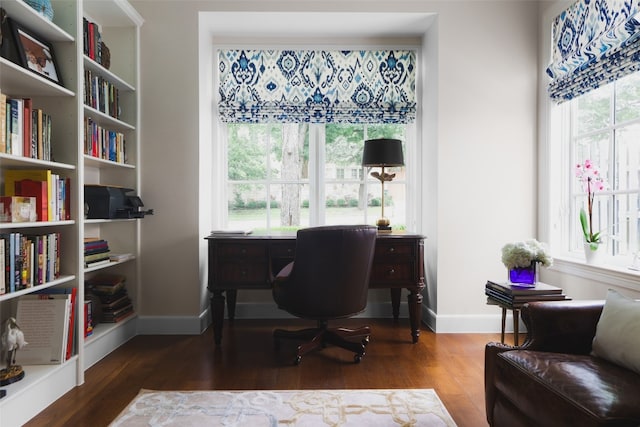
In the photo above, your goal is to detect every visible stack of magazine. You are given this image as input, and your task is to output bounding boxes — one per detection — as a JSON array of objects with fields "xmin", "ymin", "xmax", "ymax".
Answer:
[{"xmin": 485, "ymin": 280, "xmax": 570, "ymax": 307}]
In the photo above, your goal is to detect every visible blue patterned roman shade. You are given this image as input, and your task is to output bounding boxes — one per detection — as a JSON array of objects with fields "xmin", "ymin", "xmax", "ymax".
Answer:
[
  {"xmin": 217, "ymin": 49, "xmax": 416, "ymax": 124},
  {"xmin": 547, "ymin": 0, "xmax": 640, "ymax": 103}
]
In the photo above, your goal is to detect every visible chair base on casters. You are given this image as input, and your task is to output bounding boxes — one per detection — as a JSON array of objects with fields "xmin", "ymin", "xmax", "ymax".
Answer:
[{"xmin": 274, "ymin": 320, "xmax": 370, "ymax": 365}]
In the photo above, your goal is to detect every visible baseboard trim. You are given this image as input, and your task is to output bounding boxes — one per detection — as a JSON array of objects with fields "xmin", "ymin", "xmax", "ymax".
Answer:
[
  {"xmin": 136, "ymin": 303, "xmax": 518, "ymax": 335},
  {"xmin": 137, "ymin": 314, "xmax": 206, "ymax": 335}
]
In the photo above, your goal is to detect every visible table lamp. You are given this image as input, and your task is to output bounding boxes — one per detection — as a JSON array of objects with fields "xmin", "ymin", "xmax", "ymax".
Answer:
[{"xmin": 361, "ymin": 138, "xmax": 404, "ymax": 231}]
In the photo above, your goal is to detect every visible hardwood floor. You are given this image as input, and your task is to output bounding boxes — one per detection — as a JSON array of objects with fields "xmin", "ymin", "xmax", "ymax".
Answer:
[{"xmin": 25, "ymin": 318, "xmax": 511, "ymax": 427}]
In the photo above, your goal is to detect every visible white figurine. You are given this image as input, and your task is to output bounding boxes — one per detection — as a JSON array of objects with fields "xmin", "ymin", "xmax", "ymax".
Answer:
[{"xmin": 1, "ymin": 317, "xmax": 27, "ymax": 367}]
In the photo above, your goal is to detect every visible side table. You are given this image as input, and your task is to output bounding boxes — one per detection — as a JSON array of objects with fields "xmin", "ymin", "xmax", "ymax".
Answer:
[{"xmin": 487, "ymin": 297, "xmax": 525, "ymax": 346}]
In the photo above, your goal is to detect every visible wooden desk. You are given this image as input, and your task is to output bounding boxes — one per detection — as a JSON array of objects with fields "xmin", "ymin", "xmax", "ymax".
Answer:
[{"xmin": 206, "ymin": 232, "xmax": 426, "ymax": 345}]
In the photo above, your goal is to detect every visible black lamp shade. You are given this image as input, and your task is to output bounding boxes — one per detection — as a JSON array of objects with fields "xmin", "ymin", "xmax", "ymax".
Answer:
[{"xmin": 361, "ymin": 138, "xmax": 404, "ymax": 167}]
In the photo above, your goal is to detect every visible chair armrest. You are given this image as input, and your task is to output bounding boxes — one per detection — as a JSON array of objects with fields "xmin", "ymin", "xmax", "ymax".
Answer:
[
  {"xmin": 519, "ymin": 299, "xmax": 604, "ymax": 354},
  {"xmin": 274, "ymin": 262, "xmax": 293, "ymax": 282}
]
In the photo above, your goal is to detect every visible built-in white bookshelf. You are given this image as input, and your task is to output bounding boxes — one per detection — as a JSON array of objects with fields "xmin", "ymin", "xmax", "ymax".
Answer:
[{"xmin": 0, "ymin": 1, "xmax": 143, "ymax": 425}]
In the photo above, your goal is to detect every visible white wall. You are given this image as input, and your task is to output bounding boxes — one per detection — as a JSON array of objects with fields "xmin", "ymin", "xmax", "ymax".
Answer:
[{"xmin": 132, "ymin": 0, "xmax": 631, "ymax": 335}]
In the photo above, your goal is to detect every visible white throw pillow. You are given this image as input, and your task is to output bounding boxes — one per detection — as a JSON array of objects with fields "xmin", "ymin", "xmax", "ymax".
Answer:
[{"xmin": 591, "ymin": 289, "xmax": 640, "ymax": 375}]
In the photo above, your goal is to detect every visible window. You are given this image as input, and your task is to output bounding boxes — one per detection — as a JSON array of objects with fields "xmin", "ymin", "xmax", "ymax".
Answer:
[
  {"xmin": 560, "ymin": 72, "xmax": 640, "ymax": 266},
  {"xmin": 217, "ymin": 48, "xmax": 417, "ymax": 232},
  {"xmin": 226, "ymin": 123, "xmax": 410, "ymax": 232}
]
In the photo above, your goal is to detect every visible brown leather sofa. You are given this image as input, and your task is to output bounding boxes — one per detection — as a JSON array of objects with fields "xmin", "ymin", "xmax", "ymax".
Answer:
[{"xmin": 485, "ymin": 300, "xmax": 640, "ymax": 427}]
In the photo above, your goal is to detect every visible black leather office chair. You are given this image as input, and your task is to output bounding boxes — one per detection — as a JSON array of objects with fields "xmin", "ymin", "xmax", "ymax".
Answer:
[{"xmin": 272, "ymin": 225, "xmax": 377, "ymax": 365}]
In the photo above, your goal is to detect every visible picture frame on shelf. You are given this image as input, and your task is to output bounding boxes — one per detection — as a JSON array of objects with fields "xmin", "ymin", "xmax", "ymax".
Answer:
[{"xmin": 8, "ymin": 18, "xmax": 62, "ymax": 85}]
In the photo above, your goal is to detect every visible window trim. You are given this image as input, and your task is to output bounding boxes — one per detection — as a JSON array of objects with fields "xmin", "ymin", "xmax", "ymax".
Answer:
[{"xmin": 543, "ymin": 80, "xmax": 640, "ymax": 289}]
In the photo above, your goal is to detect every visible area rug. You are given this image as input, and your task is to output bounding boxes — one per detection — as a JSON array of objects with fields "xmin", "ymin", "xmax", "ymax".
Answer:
[{"xmin": 110, "ymin": 388, "xmax": 457, "ymax": 426}]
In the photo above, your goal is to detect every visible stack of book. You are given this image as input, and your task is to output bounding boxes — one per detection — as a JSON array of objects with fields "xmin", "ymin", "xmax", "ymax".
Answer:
[
  {"xmin": 84, "ymin": 238, "xmax": 110, "ymax": 268},
  {"xmin": 86, "ymin": 273, "xmax": 134, "ymax": 323},
  {"xmin": 485, "ymin": 280, "xmax": 570, "ymax": 307}
]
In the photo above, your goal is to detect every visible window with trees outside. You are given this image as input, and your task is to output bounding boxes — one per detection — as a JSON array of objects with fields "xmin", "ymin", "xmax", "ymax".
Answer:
[
  {"xmin": 217, "ymin": 49, "xmax": 417, "ymax": 233},
  {"xmin": 563, "ymin": 71, "xmax": 640, "ymax": 267},
  {"xmin": 226, "ymin": 123, "xmax": 409, "ymax": 232}
]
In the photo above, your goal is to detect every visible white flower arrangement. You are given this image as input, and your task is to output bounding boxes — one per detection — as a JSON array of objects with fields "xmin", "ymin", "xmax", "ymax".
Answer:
[{"xmin": 501, "ymin": 239, "xmax": 553, "ymax": 270}]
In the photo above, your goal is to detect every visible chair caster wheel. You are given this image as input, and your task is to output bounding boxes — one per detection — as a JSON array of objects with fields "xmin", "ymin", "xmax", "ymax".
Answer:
[
  {"xmin": 354, "ymin": 353, "xmax": 363, "ymax": 363},
  {"xmin": 294, "ymin": 356, "xmax": 302, "ymax": 365}
]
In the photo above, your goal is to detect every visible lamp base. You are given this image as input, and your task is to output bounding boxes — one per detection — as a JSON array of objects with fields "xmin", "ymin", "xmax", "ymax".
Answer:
[{"xmin": 376, "ymin": 220, "xmax": 392, "ymax": 233}]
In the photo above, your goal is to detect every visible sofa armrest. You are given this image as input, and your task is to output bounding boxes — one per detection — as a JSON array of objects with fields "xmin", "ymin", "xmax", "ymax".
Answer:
[
  {"xmin": 484, "ymin": 341, "xmax": 516, "ymax": 425},
  {"xmin": 519, "ymin": 299, "xmax": 604, "ymax": 354}
]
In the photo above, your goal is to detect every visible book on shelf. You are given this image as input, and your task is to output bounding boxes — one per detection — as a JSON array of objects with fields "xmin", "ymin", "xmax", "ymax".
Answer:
[
  {"xmin": 0, "ymin": 90, "xmax": 6, "ymax": 153},
  {"xmin": 33, "ymin": 288, "xmax": 77, "ymax": 361},
  {"xmin": 3, "ymin": 169, "xmax": 70, "ymax": 221},
  {"xmin": 210, "ymin": 229, "xmax": 253, "ymax": 236},
  {"xmin": 85, "ymin": 259, "xmax": 111, "ymax": 269},
  {"xmin": 84, "ymin": 69, "xmax": 120, "ymax": 120},
  {"xmin": 86, "ymin": 273, "xmax": 126, "ymax": 295},
  {"xmin": 84, "ymin": 238, "xmax": 109, "ymax": 250},
  {"xmin": 15, "ymin": 295, "xmax": 71, "ymax": 365},
  {"xmin": 23, "ymin": 98, "xmax": 32, "ymax": 158},
  {"xmin": 101, "ymin": 301, "xmax": 134, "ymax": 323},
  {"xmin": 1, "ymin": 232, "xmax": 61, "ymax": 293},
  {"xmin": 109, "ymin": 253, "xmax": 134, "ymax": 262},
  {"xmin": 84, "ymin": 117, "xmax": 126, "ymax": 163},
  {"xmin": 86, "ymin": 273, "xmax": 134, "ymax": 323},
  {"xmin": 0, "ymin": 96, "xmax": 52, "ymax": 159},
  {"xmin": 84, "ymin": 251, "xmax": 111, "ymax": 263},
  {"xmin": 0, "ymin": 238, "xmax": 5, "ymax": 295},
  {"xmin": 8, "ymin": 98, "xmax": 23, "ymax": 156},
  {"xmin": 15, "ymin": 179, "xmax": 48, "ymax": 221},
  {"xmin": 485, "ymin": 280, "xmax": 563, "ymax": 296},
  {"xmin": 84, "ymin": 238, "xmax": 111, "ymax": 267},
  {"xmin": 84, "ymin": 300, "xmax": 94, "ymax": 337}
]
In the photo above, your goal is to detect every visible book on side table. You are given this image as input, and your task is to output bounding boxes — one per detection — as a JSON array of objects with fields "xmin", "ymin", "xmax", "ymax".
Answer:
[{"xmin": 485, "ymin": 280, "xmax": 570, "ymax": 307}]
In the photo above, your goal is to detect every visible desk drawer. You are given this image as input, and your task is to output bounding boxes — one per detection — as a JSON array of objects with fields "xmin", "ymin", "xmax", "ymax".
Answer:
[
  {"xmin": 374, "ymin": 241, "xmax": 415, "ymax": 258},
  {"xmin": 270, "ymin": 242, "xmax": 296, "ymax": 258},
  {"xmin": 216, "ymin": 242, "xmax": 266, "ymax": 257},
  {"xmin": 216, "ymin": 262, "xmax": 269, "ymax": 285},
  {"xmin": 370, "ymin": 261, "xmax": 414, "ymax": 284}
]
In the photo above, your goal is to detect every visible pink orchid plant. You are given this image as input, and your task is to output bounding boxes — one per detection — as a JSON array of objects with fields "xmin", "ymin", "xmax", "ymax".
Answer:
[{"xmin": 575, "ymin": 159, "xmax": 606, "ymax": 250}]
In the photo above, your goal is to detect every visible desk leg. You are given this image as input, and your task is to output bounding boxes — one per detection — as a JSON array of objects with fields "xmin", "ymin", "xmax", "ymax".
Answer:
[
  {"xmin": 211, "ymin": 290, "xmax": 225, "ymax": 346},
  {"xmin": 226, "ymin": 289, "xmax": 238, "ymax": 320},
  {"xmin": 407, "ymin": 288, "xmax": 423, "ymax": 343},
  {"xmin": 500, "ymin": 307, "xmax": 506, "ymax": 344},
  {"xmin": 513, "ymin": 309, "xmax": 520, "ymax": 346},
  {"xmin": 390, "ymin": 288, "xmax": 401, "ymax": 320}
]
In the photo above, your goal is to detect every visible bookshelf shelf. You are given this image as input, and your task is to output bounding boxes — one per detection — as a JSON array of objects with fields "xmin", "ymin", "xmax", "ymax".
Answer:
[
  {"xmin": 83, "ymin": 56, "xmax": 135, "ymax": 91},
  {"xmin": 0, "ymin": 220, "xmax": 75, "ymax": 230},
  {"xmin": 0, "ymin": 358, "xmax": 78, "ymax": 427},
  {"xmin": 0, "ymin": 58, "xmax": 76, "ymax": 98},
  {"xmin": 0, "ymin": 1, "xmax": 75, "ymax": 42},
  {"xmin": 0, "ymin": 152, "xmax": 76, "ymax": 169},
  {"xmin": 85, "ymin": 312, "xmax": 137, "ymax": 345},
  {"xmin": 83, "ymin": 105, "xmax": 136, "ymax": 131},
  {"xmin": 84, "ymin": 218, "xmax": 136, "ymax": 224},
  {"xmin": 83, "ymin": 154, "xmax": 136, "ymax": 169},
  {"xmin": 0, "ymin": 275, "xmax": 76, "ymax": 302},
  {"xmin": 0, "ymin": 1, "xmax": 142, "ymax": 424},
  {"xmin": 84, "ymin": 256, "xmax": 136, "ymax": 273}
]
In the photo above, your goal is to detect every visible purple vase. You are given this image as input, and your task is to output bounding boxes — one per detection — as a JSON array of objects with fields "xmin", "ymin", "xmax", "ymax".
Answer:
[{"xmin": 508, "ymin": 263, "xmax": 537, "ymax": 286}]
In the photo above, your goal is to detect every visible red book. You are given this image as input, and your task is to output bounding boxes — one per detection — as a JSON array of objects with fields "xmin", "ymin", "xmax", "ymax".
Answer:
[
  {"xmin": 23, "ymin": 98, "xmax": 32, "ymax": 158},
  {"xmin": 15, "ymin": 179, "xmax": 48, "ymax": 221},
  {"xmin": 88, "ymin": 23, "xmax": 95, "ymax": 60}
]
